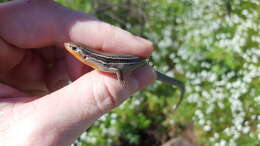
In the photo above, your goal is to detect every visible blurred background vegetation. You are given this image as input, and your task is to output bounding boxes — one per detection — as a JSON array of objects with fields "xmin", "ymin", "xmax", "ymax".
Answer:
[{"xmin": 1, "ymin": 0, "xmax": 259, "ymax": 145}]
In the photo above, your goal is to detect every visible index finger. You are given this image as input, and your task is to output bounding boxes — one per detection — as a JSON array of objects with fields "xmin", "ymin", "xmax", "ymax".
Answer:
[{"xmin": 64, "ymin": 18, "xmax": 153, "ymax": 58}]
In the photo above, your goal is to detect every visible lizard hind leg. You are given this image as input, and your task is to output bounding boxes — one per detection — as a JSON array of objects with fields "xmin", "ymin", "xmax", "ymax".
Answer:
[
  {"xmin": 116, "ymin": 70, "xmax": 123, "ymax": 81},
  {"xmin": 115, "ymin": 70, "xmax": 127, "ymax": 85}
]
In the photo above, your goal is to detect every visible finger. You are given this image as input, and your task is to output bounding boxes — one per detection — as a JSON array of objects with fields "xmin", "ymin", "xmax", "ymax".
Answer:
[
  {"xmin": 0, "ymin": 37, "xmax": 24, "ymax": 73},
  {"xmin": 0, "ymin": 51, "xmax": 49, "ymax": 96},
  {"xmin": 64, "ymin": 20, "xmax": 153, "ymax": 58},
  {"xmin": 0, "ymin": 83, "xmax": 28, "ymax": 98},
  {"xmin": 28, "ymin": 65, "xmax": 156, "ymax": 144}
]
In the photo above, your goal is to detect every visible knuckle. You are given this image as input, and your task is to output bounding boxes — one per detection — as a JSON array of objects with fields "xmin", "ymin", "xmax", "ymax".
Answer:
[{"xmin": 92, "ymin": 80, "xmax": 117, "ymax": 113}]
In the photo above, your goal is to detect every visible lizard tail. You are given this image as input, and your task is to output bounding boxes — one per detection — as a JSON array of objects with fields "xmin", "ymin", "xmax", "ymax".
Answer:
[{"xmin": 156, "ymin": 71, "xmax": 185, "ymax": 112}]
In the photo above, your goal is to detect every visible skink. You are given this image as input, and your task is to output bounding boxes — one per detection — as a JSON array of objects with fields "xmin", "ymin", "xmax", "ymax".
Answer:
[{"xmin": 64, "ymin": 42, "xmax": 185, "ymax": 110}]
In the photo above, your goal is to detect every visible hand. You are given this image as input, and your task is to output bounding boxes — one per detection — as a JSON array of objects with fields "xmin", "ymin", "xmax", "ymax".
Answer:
[{"xmin": 0, "ymin": 0, "xmax": 155, "ymax": 145}]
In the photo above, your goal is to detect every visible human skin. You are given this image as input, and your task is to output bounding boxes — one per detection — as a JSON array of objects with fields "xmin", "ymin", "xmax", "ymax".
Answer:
[{"xmin": 0, "ymin": 0, "xmax": 155, "ymax": 145}]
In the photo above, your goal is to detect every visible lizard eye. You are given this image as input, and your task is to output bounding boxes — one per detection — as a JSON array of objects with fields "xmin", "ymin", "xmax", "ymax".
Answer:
[{"xmin": 71, "ymin": 46, "xmax": 77, "ymax": 51}]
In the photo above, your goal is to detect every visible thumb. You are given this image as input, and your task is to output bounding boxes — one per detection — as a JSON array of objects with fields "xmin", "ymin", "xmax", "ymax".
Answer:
[{"xmin": 31, "ymin": 65, "xmax": 156, "ymax": 145}]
